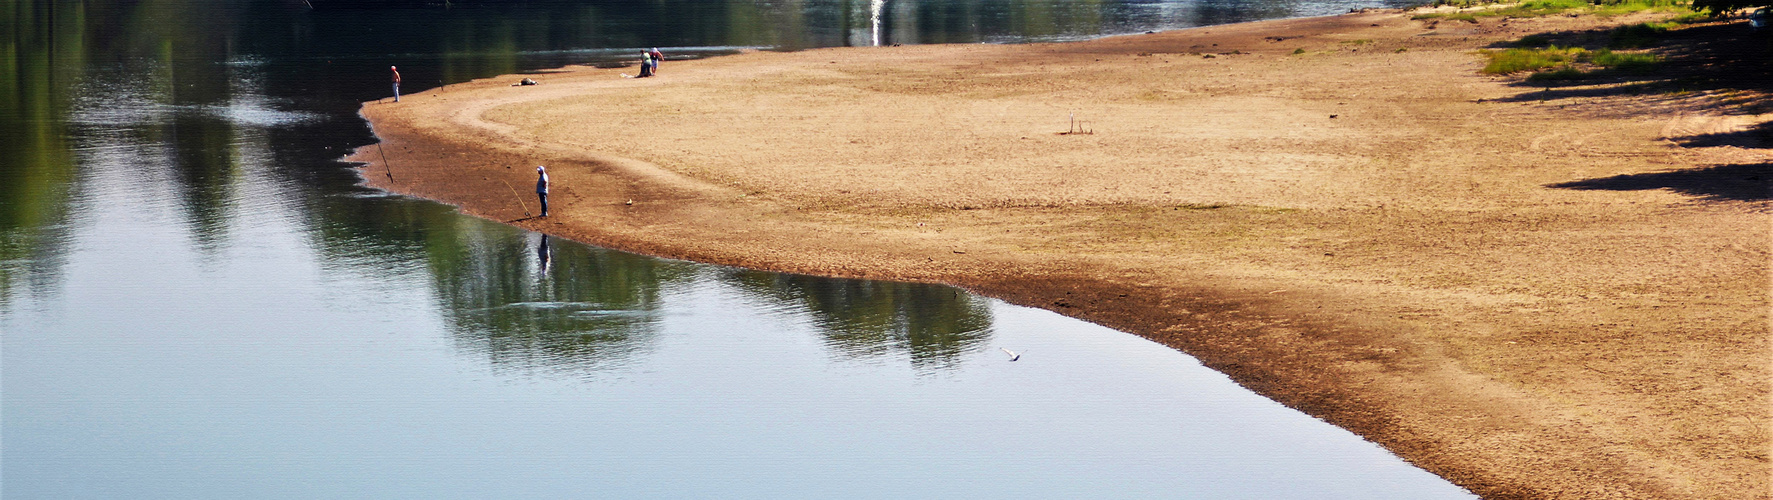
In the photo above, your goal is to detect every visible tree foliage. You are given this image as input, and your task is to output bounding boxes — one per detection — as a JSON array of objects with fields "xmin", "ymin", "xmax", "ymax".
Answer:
[{"xmin": 1690, "ymin": 0, "xmax": 1770, "ymax": 13}]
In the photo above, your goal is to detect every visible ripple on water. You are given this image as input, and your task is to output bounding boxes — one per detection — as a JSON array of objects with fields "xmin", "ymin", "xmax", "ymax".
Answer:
[{"xmin": 484, "ymin": 301, "xmax": 657, "ymax": 317}]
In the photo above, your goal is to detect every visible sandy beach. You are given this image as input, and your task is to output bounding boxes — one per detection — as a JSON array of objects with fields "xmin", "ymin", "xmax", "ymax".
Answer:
[{"xmin": 349, "ymin": 8, "xmax": 1770, "ymax": 499}]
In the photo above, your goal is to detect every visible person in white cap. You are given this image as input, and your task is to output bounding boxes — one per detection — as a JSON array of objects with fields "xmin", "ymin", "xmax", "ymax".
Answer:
[
  {"xmin": 390, "ymin": 66, "xmax": 402, "ymax": 102},
  {"xmin": 535, "ymin": 166, "xmax": 550, "ymax": 217},
  {"xmin": 648, "ymin": 47, "xmax": 664, "ymax": 73}
]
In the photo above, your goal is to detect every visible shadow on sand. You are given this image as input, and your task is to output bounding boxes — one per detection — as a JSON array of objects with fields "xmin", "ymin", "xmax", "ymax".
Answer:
[
  {"xmin": 1487, "ymin": 20, "xmax": 1772, "ymax": 106},
  {"xmin": 1509, "ymin": 19, "xmax": 1773, "ymax": 204},
  {"xmin": 1547, "ymin": 163, "xmax": 1773, "ymax": 202},
  {"xmin": 1675, "ymin": 120, "xmax": 1773, "ymax": 148}
]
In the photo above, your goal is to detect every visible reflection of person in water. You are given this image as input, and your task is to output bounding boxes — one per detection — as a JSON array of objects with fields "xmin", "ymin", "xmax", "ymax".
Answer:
[{"xmin": 537, "ymin": 234, "xmax": 552, "ymax": 274}]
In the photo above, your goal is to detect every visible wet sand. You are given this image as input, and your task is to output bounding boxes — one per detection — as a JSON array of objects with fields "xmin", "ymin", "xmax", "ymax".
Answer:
[{"xmin": 349, "ymin": 9, "xmax": 1771, "ymax": 499}]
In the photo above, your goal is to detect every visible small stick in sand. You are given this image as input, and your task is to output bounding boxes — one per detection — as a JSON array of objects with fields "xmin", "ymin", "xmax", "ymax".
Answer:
[{"xmin": 1061, "ymin": 112, "xmax": 1093, "ymax": 135}]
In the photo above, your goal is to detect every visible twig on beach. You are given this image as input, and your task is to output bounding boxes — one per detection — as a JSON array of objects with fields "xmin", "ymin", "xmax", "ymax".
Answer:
[
  {"xmin": 500, "ymin": 179, "xmax": 532, "ymax": 217},
  {"xmin": 375, "ymin": 143, "xmax": 396, "ymax": 182},
  {"xmin": 1061, "ymin": 112, "xmax": 1094, "ymax": 135}
]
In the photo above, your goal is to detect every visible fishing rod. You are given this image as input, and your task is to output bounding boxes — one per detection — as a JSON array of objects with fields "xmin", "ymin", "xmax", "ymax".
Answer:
[
  {"xmin": 375, "ymin": 143, "xmax": 396, "ymax": 182},
  {"xmin": 501, "ymin": 179, "xmax": 532, "ymax": 217}
]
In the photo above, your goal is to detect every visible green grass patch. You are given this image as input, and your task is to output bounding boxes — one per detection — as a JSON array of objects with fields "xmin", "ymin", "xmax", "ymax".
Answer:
[
  {"xmin": 1484, "ymin": 46, "xmax": 1585, "ymax": 74},
  {"xmin": 1495, "ymin": 0, "xmax": 1595, "ymax": 17},
  {"xmin": 1589, "ymin": 0, "xmax": 1692, "ymax": 16},
  {"xmin": 1413, "ymin": 0, "xmax": 1696, "ymax": 22},
  {"xmin": 1588, "ymin": 48, "xmax": 1661, "ymax": 72},
  {"xmin": 1486, "ymin": 45, "xmax": 1662, "ymax": 76},
  {"xmin": 1341, "ymin": 39, "xmax": 1375, "ymax": 45}
]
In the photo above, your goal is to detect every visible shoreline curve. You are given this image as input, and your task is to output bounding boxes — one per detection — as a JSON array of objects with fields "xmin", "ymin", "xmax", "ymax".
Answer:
[{"xmin": 349, "ymin": 9, "xmax": 1771, "ymax": 499}]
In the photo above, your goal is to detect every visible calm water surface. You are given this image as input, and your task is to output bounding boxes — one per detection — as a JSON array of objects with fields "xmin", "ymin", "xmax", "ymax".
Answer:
[{"xmin": 2, "ymin": 0, "xmax": 1472, "ymax": 497}]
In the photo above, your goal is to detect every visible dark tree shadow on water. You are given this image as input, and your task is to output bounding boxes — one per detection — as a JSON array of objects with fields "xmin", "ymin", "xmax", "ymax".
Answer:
[{"xmin": 1547, "ymin": 163, "xmax": 1773, "ymax": 202}]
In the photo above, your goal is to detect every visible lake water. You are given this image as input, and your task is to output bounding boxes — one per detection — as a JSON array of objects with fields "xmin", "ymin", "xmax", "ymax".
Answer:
[{"xmin": 2, "ymin": 0, "xmax": 1472, "ymax": 497}]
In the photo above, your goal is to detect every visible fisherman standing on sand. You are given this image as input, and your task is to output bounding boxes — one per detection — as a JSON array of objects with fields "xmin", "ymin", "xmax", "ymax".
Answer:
[
  {"xmin": 535, "ymin": 166, "xmax": 550, "ymax": 217},
  {"xmin": 390, "ymin": 66, "xmax": 402, "ymax": 102},
  {"xmin": 648, "ymin": 47, "xmax": 664, "ymax": 73}
]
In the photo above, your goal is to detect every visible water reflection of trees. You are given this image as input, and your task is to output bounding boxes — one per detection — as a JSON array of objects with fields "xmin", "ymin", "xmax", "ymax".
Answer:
[
  {"xmin": 724, "ymin": 271, "xmax": 994, "ymax": 371},
  {"xmin": 300, "ymin": 191, "xmax": 998, "ymax": 374},
  {"xmin": 432, "ymin": 231, "xmax": 692, "ymax": 377},
  {"xmin": 298, "ymin": 190, "xmax": 694, "ymax": 376},
  {"xmin": 3, "ymin": 0, "xmax": 257, "ymax": 295},
  {"xmin": 5, "ymin": 0, "xmax": 1410, "ymax": 341},
  {"xmin": 2, "ymin": 1, "xmax": 95, "ymax": 306}
]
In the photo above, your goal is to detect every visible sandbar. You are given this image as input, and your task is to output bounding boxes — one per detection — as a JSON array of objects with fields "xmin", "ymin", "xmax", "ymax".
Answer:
[{"xmin": 350, "ymin": 9, "xmax": 1771, "ymax": 498}]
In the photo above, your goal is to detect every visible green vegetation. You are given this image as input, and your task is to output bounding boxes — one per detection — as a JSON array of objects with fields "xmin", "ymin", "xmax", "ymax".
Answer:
[
  {"xmin": 1589, "ymin": 48, "xmax": 1661, "ymax": 71},
  {"xmin": 1590, "ymin": 0, "xmax": 1694, "ymax": 15},
  {"xmin": 1486, "ymin": 46, "xmax": 1663, "ymax": 79},
  {"xmin": 1483, "ymin": 46, "xmax": 1585, "ymax": 74},
  {"xmin": 1477, "ymin": 8, "xmax": 1689, "ymax": 82},
  {"xmin": 1413, "ymin": 0, "xmax": 1696, "ymax": 21},
  {"xmin": 1502, "ymin": 17, "xmax": 1687, "ymax": 50},
  {"xmin": 1499, "ymin": 20, "xmax": 1683, "ymax": 53},
  {"xmin": 1692, "ymin": 0, "xmax": 1771, "ymax": 13}
]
